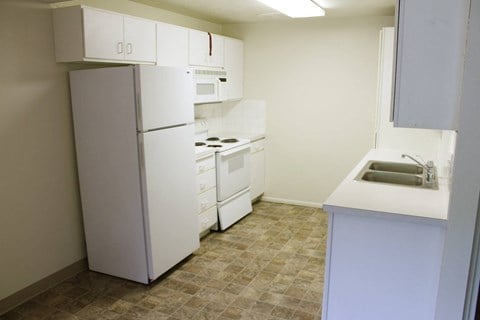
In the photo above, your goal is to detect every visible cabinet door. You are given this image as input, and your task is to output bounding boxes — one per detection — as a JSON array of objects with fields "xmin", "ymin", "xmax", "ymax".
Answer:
[
  {"xmin": 209, "ymin": 34, "xmax": 225, "ymax": 68},
  {"xmin": 123, "ymin": 16, "xmax": 156, "ymax": 63},
  {"xmin": 83, "ymin": 7, "xmax": 124, "ymax": 61},
  {"xmin": 189, "ymin": 29, "xmax": 209, "ymax": 66},
  {"xmin": 156, "ymin": 22, "xmax": 189, "ymax": 67},
  {"xmin": 189, "ymin": 30, "xmax": 224, "ymax": 67},
  {"xmin": 250, "ymin": 140, "xmax": 265, "ymax": 200},
  {"xmin": 224, "ymin": 37, "xmax": 244, "ymax": 100},
  {"xmin": 393, "ymin": 0, "xmax": 469, "ymax": 130}
]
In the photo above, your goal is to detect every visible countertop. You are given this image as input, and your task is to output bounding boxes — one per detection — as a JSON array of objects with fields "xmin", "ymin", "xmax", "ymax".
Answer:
[
  {"xmin": 323, "ymin": 149, "xmax": 450, "ymax": 221},
  {"xmin": 195, "ymin": 146, "xmax": 215, "ymax": 159}
]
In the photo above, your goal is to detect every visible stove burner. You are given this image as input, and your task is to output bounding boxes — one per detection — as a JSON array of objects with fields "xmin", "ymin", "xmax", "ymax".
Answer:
[
  {"xmin": 195, "ymin": 142, "xmax": 206, "ymax": 147},
  {"xmin": 220, "ymin": 138, "xmax": 239, "ymax": 143},
  {"xmin": 207, "ymin": 144, "xmax": 222, "ymax": 148},
  {"xmin": 206, "ymin": 137, "xmax": 220, "ymax": 141}
]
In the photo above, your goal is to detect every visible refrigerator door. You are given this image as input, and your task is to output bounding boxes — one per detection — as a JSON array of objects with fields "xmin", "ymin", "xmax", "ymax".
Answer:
[
  {"xmin": 135, "ymin": 66, "xmax": 194, "ymax": 132},
  {"xmin": 139, "ymin": 124, "xmax": 199, "ymax": 281}
]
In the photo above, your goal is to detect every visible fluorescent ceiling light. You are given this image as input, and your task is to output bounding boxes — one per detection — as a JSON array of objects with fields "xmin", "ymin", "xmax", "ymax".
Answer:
[{"xmin": 256, "ymin": 0, "xmax": 326, "ymax": 18}]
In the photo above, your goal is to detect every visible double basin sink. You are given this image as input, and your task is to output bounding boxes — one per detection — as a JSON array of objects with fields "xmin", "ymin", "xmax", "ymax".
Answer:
[{"xmin": 355, "ymin": 160, "xmax": 438, "ymax": 190}]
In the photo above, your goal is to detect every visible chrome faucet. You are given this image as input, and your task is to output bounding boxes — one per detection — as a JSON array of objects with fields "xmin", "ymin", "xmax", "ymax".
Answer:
[{"xmin": 401, "ymin": 154, "xmax": 435, "ymax": 184}]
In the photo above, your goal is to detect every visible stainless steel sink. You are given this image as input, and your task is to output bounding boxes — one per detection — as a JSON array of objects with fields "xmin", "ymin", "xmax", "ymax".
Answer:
[
  {"xmin": 355, "ymin": 160, "xmax": 438, "ymax": 189},
  {"xmin": 361, "ymin": 171, "xmax": 423, "ymax": 186},
  {"xmin": 368, "ymin": 161, "xmax": 423, "ymax": 175}
]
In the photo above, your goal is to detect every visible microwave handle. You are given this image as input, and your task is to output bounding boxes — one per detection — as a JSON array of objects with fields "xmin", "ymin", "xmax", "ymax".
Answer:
[{"xmin": 218, "ymin": 77, "xmax": 227, "ymax": 83}]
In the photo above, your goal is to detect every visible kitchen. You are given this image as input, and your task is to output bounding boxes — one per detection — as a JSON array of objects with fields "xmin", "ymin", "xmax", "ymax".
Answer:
[{"xmin": 0, "ymin": 0, "xmax": 479, "ymax": 319}]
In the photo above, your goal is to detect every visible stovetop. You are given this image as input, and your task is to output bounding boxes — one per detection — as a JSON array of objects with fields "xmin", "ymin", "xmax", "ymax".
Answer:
[{"xmin": 195, "ymin": 136, "xmax": 250, "ymax": 153}]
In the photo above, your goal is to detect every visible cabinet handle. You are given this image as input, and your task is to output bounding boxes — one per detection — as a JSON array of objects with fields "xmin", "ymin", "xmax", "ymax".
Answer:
[
  {"xmin": 200, "ymin": 183, "xmax": 206, "ymax": 191},
  {"xmin": 201, "ymin": 202, "xmax": 208, "ymax": 210},
  {"xmin": 208, "ymin": 32, "xmax": 212, "ymax": 56},
  {"xmin": 127, "ymin": 43, "xmax": 133, "ymax": 54},
  {"xmin": 199, "ymin": 165, "xmax": 206, "ymax": 173},
  {"xmin": 117, "ymin": 42, "xmax": 124, "ymax": 54}
]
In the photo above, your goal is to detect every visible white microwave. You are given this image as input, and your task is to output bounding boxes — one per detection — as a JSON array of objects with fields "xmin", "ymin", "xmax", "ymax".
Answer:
[{"xmin": 193, "ymin": 68, "xmax": 227, "ymax": 104}]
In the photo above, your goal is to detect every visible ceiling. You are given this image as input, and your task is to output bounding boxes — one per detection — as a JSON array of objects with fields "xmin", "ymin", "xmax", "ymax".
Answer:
[{"xmin": 130, "ymin": 0, "xmax": 395, "ymax": 24}]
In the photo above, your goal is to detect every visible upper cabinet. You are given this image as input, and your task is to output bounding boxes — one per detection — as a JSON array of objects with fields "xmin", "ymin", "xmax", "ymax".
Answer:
[
  {"xmin": 393, "ymin": 0, "xmax": 470, "ymax": 130},
  {"xmin": 53, "ymin": 6, "xmax": 156, "ymax": 64},
  {"xmin": 189, "ymin": 29, "xmax": 224, "ymax": 68},
  {"xmin": 224, "ymin": 37, "xmax": 244, "ymax": 101},
  {"xmin": 156, "ymin": 22, "xmax": 189, "ymax": 67}
]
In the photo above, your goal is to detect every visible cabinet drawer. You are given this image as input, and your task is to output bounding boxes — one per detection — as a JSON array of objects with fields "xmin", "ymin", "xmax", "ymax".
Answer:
[
  {"xmin": 197, "ymin": 188, "xmax": 217, "ymax": 213},
  {"xmin": 196, "ymin": 155, "xmax": 215, "ymax": 174},
  {"xmin": 199, "ymin": 206, "xmax": 218, "ymax": 233},
  {"xmin": 196, "ymin": 169, "xmax": 216, "ymax": 194}
]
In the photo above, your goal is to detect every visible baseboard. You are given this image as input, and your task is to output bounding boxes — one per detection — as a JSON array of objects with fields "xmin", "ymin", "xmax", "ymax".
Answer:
[
  {"xmin": 261, "ymin": 196, "xmax": 323, "ymax": 208},
  {"xmin": 0, "ymin": 258, "xmax": 88, "ymax": 315}
]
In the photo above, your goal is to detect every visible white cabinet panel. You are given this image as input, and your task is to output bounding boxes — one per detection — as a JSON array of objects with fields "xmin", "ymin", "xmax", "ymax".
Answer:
[
  {"xmin": 53, "ymin": 6, "xmax": 156, "ymax": 64},
  {"xmin": 124, "ymin": 16, "xmax": 156, "ymax": 63},
  {"xmin": 393, "ymin": 0, "xmax": 469, "ymax": 130},
  {"xmin": 83, "ymin": 8, "xmax": 124, "ymax": 61},
  {"xmin": 189, "ymin": 29, "xmax": 224, "ymax": 68},
  {"xmin": 156, "ymin": 22, "xmax": 189, "ymax": 67},
  {"xmin": 323, "ymin": 209, "xmax": 445, "ymax": 320},
  {"xmin": 196, "ymin": 155, "xmax": 216, "ymax": 174},
  {"xmin": 196, "ymin": 170, "xmax": 216, "ymax": 194},
  {"xmin": 199, "ymin": 206, "xmax": 218, "ymax": 233},
  {"xmin": 224, "ymin": 37, "xmax": 244, "ymax": 101},
  {"xmin": 197, "ymin": 188, "xmax": 216, "ymax": 213},
  {"xmin": 250, "ymin": 139, "xmax": 265, "ymax": 200}
]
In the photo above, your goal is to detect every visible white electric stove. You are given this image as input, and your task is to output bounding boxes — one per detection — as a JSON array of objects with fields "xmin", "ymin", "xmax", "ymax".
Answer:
[{"xmin": 195, "ymin": 134, "xmax": 252, "ymax": 230}]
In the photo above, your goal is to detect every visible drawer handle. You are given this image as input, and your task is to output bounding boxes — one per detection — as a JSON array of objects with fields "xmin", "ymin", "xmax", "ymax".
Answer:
[
  {"xmin": 201, "ymin": 201, "xmax": 208, "ymax": 210},
  {"xmin": 199, "ymin": 165, "xmax": 206, "ymax": 173},
  {"xmin": 200, "ymin": 183, "xmax": 206, "ymax": 191},
  {"xmin": 117, "ymin": 42, "xmax": 124, "ymax": 54}
]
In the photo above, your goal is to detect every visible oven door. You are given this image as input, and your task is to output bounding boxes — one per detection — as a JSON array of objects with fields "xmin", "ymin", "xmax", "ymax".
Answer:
[
  {"xmin": 216, "ymin": 144, "xmax": 251, "ymax": 201},
  {"xmin": 194, "ymin": 77, "xmax": 220, "ymax": 104}
]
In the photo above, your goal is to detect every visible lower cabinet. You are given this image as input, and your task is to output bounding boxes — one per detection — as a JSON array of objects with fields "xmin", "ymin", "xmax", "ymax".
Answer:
[
  {"xmin": 196, "ymin": 153, "xmax": 218, "ymax": 234},
  {"xmin": 250, "ymin": 138, "xmax": 266, "ymax": 200},
  {"xmin": 322, "ymin": 207, "xmax": 445, "ymax": 320}
]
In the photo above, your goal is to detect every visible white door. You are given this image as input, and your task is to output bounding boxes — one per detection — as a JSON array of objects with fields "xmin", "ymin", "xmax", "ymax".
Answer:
[
  {"xmin": 141, "ymin": 124, "xmax": 199, "ymax": 281},
  {"xmin": 224, "ymin": 37, "xmax": 244, "ymax": 100},
  {"xmin": 209, "ymin": 34, "xmax": 225, "ymax": 68},
  {"xmin": 156, "ymin": 22, "xmax": 189, "ymax": 67},
  {"xmin": 123, "ymin": 16, "xmax": 156, "ymax": 63},
  {"xmin": 136, "ymin": 66, "xmax": 194, "ymax": 131},
  {"xmin": 83, "ymin": 7, "xmax": 124, "ymax": 61},
  {"xmin": 189, "ymin": 29, "xmax": 209, "ymax": 66}
]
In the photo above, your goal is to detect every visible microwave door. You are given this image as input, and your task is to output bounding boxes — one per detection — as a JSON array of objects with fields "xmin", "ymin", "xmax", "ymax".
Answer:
[{"xmin": 195, "ymin": 79, "xmax": 219, "ymax": 104}]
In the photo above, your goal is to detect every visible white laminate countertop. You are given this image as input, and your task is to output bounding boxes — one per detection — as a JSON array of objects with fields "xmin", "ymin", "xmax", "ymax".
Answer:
[
  {"xmin": 195, "ymin": 146, "xmax": 215, "ymax": 159},
  {"xmin": 323, "ymin": 149, "xmax": 450, "ymax": 221}
]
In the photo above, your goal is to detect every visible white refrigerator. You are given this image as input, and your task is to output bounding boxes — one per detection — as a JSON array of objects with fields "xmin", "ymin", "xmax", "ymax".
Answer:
[{"xmin": 69, "ymin": 65, "xmax": 199, "ymax": 284}]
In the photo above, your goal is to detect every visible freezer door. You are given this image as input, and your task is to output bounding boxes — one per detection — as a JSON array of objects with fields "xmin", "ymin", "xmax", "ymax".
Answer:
[
  {"xmin": 139, "ymin": 124, "xmax": 199, "ymax": 281},
  {"xmin": 136, "ymin": 66, "xmax": 194, "ymax": 131}
]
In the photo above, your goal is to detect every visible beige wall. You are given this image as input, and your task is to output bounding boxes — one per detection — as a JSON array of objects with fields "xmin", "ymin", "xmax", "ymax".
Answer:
[
  {"xmin": 0, "ymin": 0, "xmax": 220, "ymax": 302},
  {"xmin": 223, "ymin": 17, "xmax": 394, "ymax": 207}
]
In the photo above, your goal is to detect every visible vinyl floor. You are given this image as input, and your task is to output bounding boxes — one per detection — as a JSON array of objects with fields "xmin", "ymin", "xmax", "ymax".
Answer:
[{"xmin": 1, "ymin": 201, "xmax": 327, "ymax": 320}]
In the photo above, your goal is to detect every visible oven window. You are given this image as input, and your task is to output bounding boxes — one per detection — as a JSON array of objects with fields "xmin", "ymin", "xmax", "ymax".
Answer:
[
  {"xmin": 196, "ymin": 83, "xmax": 215, "ymax": 95},
  {"xmin": 228, "ymin": 157, "xmax": 244, "ymax": 173}
]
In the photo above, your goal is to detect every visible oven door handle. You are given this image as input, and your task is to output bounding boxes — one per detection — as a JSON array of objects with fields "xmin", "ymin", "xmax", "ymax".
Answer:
[{"xmin": 220, "ymin": 144, "xmax": 250, "ymax": 157}]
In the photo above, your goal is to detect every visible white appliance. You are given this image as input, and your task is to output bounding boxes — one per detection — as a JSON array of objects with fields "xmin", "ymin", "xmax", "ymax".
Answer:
[
  {"xmin": 196, "ymin": 135, "xmax": 252, "ymax": 230},
  {"xmin": 69, "ymin": 65, "xmax": 199, "ymax": 284},
  {"xmin": 193, "ymin": 68, "xmax": 228, "ymax": 104}
]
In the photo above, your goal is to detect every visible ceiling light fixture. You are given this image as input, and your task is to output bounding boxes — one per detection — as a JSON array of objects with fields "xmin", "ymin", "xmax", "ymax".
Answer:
[{"xmin": 256, "ymin": 0, "xmax": 326, "ymax": 18}]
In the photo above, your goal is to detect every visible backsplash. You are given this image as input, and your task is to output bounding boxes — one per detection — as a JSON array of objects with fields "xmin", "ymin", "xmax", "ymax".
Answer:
[{"xmin": 194, "ymin": 99, "xmax": 266, "ymax": 136}]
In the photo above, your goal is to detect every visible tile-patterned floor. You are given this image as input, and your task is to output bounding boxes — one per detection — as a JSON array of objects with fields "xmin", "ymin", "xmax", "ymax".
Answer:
[{"xmin": 2, "ymin": 201, "xmax": 327, "ymax": 320}]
